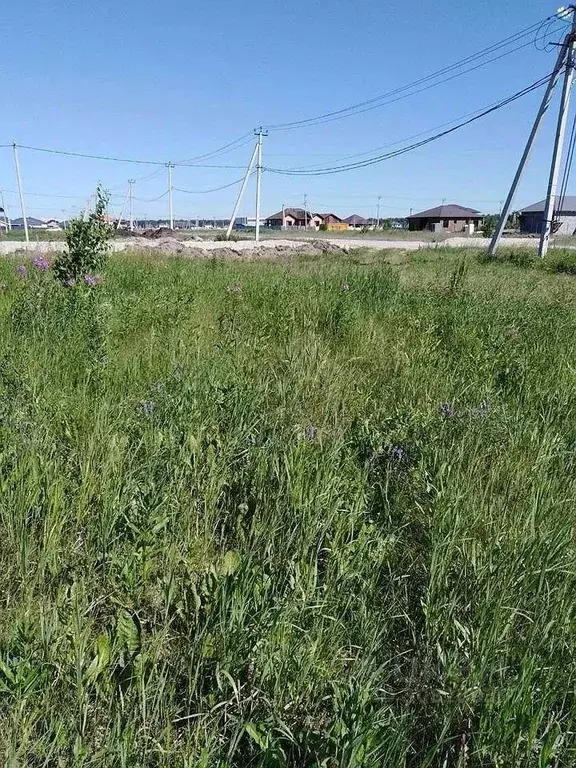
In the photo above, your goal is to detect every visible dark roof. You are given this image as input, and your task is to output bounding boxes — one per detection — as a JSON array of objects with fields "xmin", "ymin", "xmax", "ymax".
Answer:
[
  {"xmin": 344, "ymin": 214, "xmax": 368, "ymax": 225},
  {"xmin": 266, "ymin": 207, "xmax": 308, "ymax": 220},
  {"xmin": 407, "ymin": 204, "xmax": 482, "ymax": 219},
  {"xmin": 519, "ymin": 196, "xmax": 576, "ymax": 213},
  {"xmin": 11, "ymin": 216, "xmax": 45, "ymax": 226},
  {"xmin": 315, "ymin": 212, "xmax": 342, "ymax": 222}
]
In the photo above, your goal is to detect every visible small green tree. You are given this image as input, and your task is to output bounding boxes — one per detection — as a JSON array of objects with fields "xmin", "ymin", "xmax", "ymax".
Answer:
[
  {"xmin": 482, "ymin": 214, "xmax": 498, "ymax": 239},
  {"xmin": 54, "ymin": 187, "xmax": 111, "ymax": 284}
]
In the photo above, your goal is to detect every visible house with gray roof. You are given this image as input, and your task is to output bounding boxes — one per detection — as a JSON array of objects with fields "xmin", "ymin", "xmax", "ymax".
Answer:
[
  {"xmin": 518, "ymin": 197, "xmax": 576, "ymax": 236},
  {"xmin": 407, "ymin": 204, "xmax": 483, "ymax": 233}
]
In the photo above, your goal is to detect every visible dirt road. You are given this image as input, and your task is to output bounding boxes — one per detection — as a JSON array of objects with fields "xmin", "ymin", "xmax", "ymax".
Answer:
[{"xmin": 0, "ymin": 235, "xmax": 550, "ymax": 256}]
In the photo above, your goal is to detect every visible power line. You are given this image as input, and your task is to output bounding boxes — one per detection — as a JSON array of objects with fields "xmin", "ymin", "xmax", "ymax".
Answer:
[
  {"xmin": 556, "ymin": 110, "xmax": 576, "ymax": 219},
  {"xmin": 102, "ymin": 137, "xmax": 255, "ymax": 194},
  {"xmin": 8, "ymin": 144, "xmax": 248, "ymax": 169},
  {"xmin": 265, "ymin": 72, "xmax": 552, "ymax": 176},
  {"xmin": 279, "ymin": 86, "xmax": 561, "ymax": 171},
  {"xmin": 133, "ymin": 190, "xmax": 169, "ymax": 203},
  {"xmin": 266, "ymin": 15, "xmax": 562, "ymax": 131},
  {"xmin": 175, "ymin": 133, "xmax": 254, "ymax": 164},
  {"xmin": 174, "ymin": 173, "xmax": 253, "ymax": 195},
  {"xmin": 0, "ymin": 188, "xmax": 91, "ymax": 200}
]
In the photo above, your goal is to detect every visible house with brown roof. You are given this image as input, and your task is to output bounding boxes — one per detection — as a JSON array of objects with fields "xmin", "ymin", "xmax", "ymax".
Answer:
[
  {"xmin": 344, "ymin": 214, "xmax": 368, "ymax": 229},
  {"xmin": 266, "ymin": 208, "xmax": 309, "ymax": 228},
  {"xmin": 266, "ymin": 209, "xmax": 346, "ymax": 230},
  {"xmin": 407, "ymin": 204, "xmax": 483, "ymax": 233},
  {"xmin": 314, "ymin": 213, "xmax": 347, "ymax": 230}
]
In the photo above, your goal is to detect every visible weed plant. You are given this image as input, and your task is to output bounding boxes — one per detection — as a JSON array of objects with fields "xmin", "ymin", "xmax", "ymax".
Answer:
[{"xmin": 0, "ymin": 250, "xmax": 575, "ymax": 766}]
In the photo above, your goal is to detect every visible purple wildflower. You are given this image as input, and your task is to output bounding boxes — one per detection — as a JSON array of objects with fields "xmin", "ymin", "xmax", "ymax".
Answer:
[
  {"xmin": 390, "ymin": 445, "xmax": 405, "ymax": 462},
  {"xmin": 471, "ymin": 400, "xmax": 489, "ymax": 419},
  {"xmin": 304, "ymin": 424, "xmax": 318, "ymax": 441},
  {"xmin": 140, "ymin": 400, "xmax": 154, "ymax": 418},
  {"xmin": 32, "ymin": 256, "xmax": 50, "ymax": 272},
  {"xmin": 83, "ymin": 274, "xmax": 101, "ymax": 287},
  {"xmin": 16, "ymin": 265, "xmax": 27, "ymax": 279},
  {"xmin": 439, "ymin": 403, "xmax": 454, "ymax": 418}
]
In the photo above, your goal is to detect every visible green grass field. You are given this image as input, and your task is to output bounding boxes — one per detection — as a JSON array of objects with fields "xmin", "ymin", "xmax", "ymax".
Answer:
[{"xmin": 1, "ymin": 247, "xmax": 576, "ymax": 766}]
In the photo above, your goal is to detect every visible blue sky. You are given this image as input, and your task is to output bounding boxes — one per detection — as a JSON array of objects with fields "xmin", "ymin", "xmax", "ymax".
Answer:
[{"xmin": 0, "ymin": 0, "xmax": 571, "ymax": 221}]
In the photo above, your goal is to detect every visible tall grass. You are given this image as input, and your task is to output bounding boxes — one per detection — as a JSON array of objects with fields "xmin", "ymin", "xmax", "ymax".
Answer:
[{"xmin": 0, "ymin": 249, "xmax": 576, "ymax": 766}]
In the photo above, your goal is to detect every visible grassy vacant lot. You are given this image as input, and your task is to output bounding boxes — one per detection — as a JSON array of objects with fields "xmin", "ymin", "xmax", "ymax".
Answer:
[{"xmin": 1, "ymin": 247, "xmax": 576, "ymax": 766}]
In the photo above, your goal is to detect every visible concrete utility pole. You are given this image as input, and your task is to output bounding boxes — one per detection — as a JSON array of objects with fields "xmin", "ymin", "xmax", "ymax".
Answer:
[
  {"xmin": 489, "ymin": 7, "xmax": 576, "ymax": 257},
  {"xmin": 116, "ymin": 189, "xmax": 129, "ymax": 230},
  {"xmin": 0, "ymin": 191, "xmax": 10, "ymax": 231},
  {"xmin": 376, "ymin": 195, "xmax": 382, "ymax": 228},
  {"xmin": 167, "ymin": 163, "xmax": 174, "ymax": 229},
  {"xmin": 12, "ymin": 143, "xmax": 28, "ymax": 243},
  {"xmin": 254, "ymin": 127, "xmax": 267, "ymax": 242},
  {"xmin": 128, "ymin": 179, "xmax": 135, "ymax": 231},
  {"xmin": 304, "ymin": 194, "xmax": 308, "ymax": 230},
  {"xmin": 282, "ymin": 203, "xmax": 286, "ymax": 229},
  {"xmin": 540, "ymin": 26, "xmax": 576, "ymax": 256},
  {"xmin": 225, "ymin": 138, "xmax": 259, "ymax": 239}
]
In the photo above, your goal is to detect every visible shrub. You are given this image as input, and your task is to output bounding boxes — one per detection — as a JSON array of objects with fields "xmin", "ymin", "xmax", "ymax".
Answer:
[
  {"xmin": 54, "ymin": 187, "xmax": 111, "ymax": 284},
  {"xmin": 543, "ymin": 250, "xmax": 576, "ymax": 275},
  {"xmin": 482, "ymin": 214, "xmax": 498, "ymax": 239},
  {"xmin": 477, "ymin": 248, "xmax": 536, "ymax": 269},
  {"xmin": 500, "ymin": 248, "xmax": 536, "ymax": 268}
]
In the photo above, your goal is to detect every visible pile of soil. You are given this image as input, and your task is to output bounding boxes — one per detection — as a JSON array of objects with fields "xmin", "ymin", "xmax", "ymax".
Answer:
[
  {"xmin": 141, "ymin": 227, "xmax": 175, "ymax": 239},
  {"xmin": 114, "ymin": 228, "xmax": 142, "ymax": 239}
]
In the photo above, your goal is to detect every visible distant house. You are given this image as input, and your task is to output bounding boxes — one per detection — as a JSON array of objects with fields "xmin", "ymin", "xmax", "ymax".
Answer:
[
  {"xmin": 266, "ymin": 209, "xmax": 346, "ymax": 230},
  {"xmin": 344, "ymin": 214, "xmax": 368, "ymax": 229},
  {"xmin": 313, "ymin": 213, "xmax": 347, "ymax": 231},
  {"xmin": 43, "ymin": 219, "xmax": 63, "ymax": 230},
  {"xmin": 518, "ymin": 197, "xmax": 576, "ymax": 235},
  {"xmin": 11, "ymin": 216, "xmax": 48, "ymax": 229},
  {"xmin": 407, "ymin": 204, "xmax": 483, "ymax": 233},
  {"xmin": 266, "ymin": 208, "xmax": 309, "ymax": 228}
]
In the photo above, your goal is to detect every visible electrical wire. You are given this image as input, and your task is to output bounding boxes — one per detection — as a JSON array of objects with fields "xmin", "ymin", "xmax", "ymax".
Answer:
[
  {"xmin": 11, "ymin": 144, "xmax": 248, "ymax": 170},
  {"xmin": 0, "ymin": 189, "xmax": 90, "ymax": 200},
  {"xmin": 133, "ymin": 190, "xmax": 169, "ymax": 203},
  {"xmin": 279, "ymin": 85, "xmax": 560, "ymax": 171},
  {"xmin": 535, "ymin": 18, "xmax": 559, "ymax": 51},
  {"xmin": 175, "ymin": 133, "xmax": 254, "ymax": 164},
  {"xmin": 555, "ymin": 110, "xmax": 576, "ymax": 222},
  {"xmin": 102, "ymin": 137, "xmax": 255, "ymax": 194},
  {"xmin": 174, "ymin": 173, "xmax": 253, "ymax": 195},
  {"xmin": 265, "ymin": 14, "xmax": 563, "ymax": 131},
  {"xmin": 265, "ymin": 72, "xmax": 552, "ymax": 176}
]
